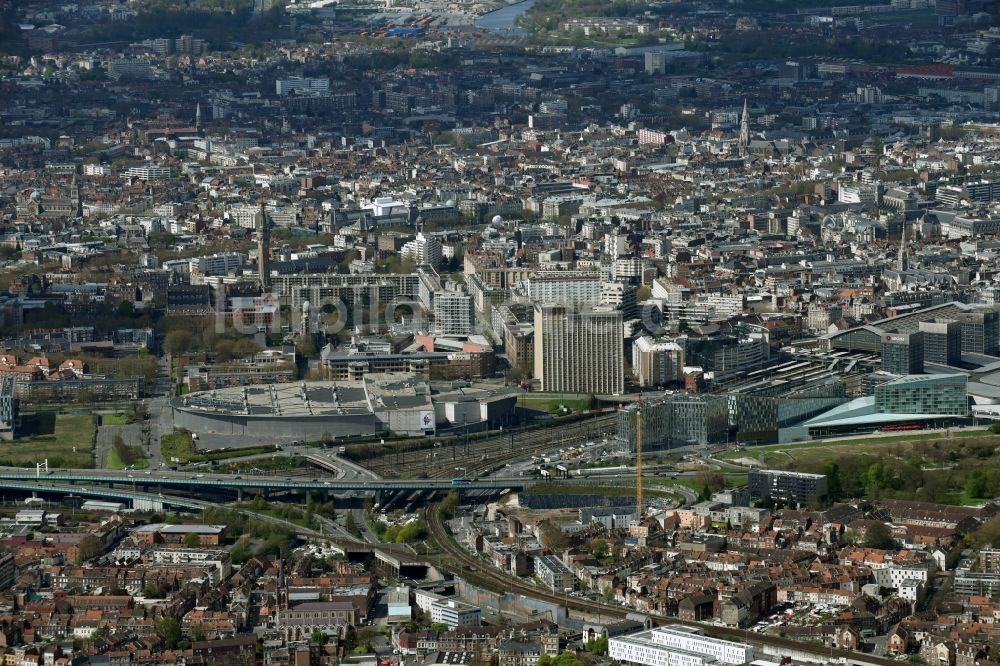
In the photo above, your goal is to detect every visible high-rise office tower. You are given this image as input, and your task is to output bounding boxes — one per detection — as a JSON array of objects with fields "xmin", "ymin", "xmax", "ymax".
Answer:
[
  {"xmin": 534, "ymin": 304, "xmax": 624, "ymax": 395},
  {"xmin": 882, "ymin": 331, "xmax": 924, "ymax": 375}
]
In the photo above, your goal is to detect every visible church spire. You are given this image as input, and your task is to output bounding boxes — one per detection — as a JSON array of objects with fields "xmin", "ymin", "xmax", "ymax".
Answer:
[
  {"xmin": 738, "ymin": 98, "xmax": 750, "ymax": 158},
  {"xmin": 898, "ymin": 222, "xmax": 908, "ymax": 273},
  {"xmin": 195, "ymin": 102, "xmax": 202, "ymax": 133},
  {"xmin": 71, "ymin": 175, "xmax": 82, "ymax": 217},
  {"xmin": 258, "ymin": 202, "xmax": 270, "ymax": 291}
]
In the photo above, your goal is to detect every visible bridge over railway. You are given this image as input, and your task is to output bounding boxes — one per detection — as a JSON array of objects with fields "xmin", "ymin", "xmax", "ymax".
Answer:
[{"xmin": 0, "ymin": 469, "xmax": 529, "ymax": 493}]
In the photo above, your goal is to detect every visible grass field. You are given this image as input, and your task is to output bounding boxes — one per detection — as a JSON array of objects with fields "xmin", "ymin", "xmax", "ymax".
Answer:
[
  {"xmin": 101, "ymin": 413, "xmax": 130, "ymax": 426},
  {"xmin": 4, "ymin": 413, "xmax": 96, "ymax": 468},
  {"xmin": 721, "ymin": 430, "xmax": 1000, "ymax": 469}
]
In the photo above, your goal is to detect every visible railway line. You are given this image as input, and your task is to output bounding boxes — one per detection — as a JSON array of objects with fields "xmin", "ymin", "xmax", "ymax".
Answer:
[
  {"xmin": 426, "ymin": 504, "xmax": 901, "ymax": 666},
  {"xmin": 363, "ymin": 414, "xmax": 618, "ymax": 478}
]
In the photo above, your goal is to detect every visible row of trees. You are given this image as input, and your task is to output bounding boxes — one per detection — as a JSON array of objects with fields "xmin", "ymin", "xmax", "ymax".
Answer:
[
  {"xmin": 112, "ymin": 431, "xmax": 145, "ymax": 467},
  {"xmin": 163, "ymin": 317, "xmax": 262, "ymax": 361}
]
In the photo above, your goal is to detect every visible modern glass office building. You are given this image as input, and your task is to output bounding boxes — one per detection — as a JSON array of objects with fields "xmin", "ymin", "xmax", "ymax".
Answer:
[
  {"xmin": 874, "ymin": 373, "xmax": 968, "ymax": 416},
  {"xmin": 617, "ymin": 394, "xmax": 729, "ymax": 452},
  {"xmin": 881, "ymin": 331, "xmax": 924, "ymax": 375},
  {"xmin": 730, "ymin": 378, "xmax": 848, "ymax": 439},
  {"xmin": 800, "ymin": 373, "xmax": 969, "ymax": 436}
]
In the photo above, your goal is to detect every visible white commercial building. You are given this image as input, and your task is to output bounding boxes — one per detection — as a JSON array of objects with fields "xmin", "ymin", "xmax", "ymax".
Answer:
[
  {"xmin": 610, "ymin": 626, "xmax": 753, "ymax": 666},
  {"xmin": 429, "ymin": 598, "xmax": 481, "ymax": 629},
  {"xmin": 190, "ymin": 252, "xmax": 245, "ymax": 276},
  {"xmin": 875, "ymin": 564, "xmax": 932, "ymax": 589},
  {"xmin": 124, "ymin": 165, "xmax": 172, "ymax": 180},
  {"xmin": 275, "ymin": 76, "xmax": 330, "ymax": 96},
  {"xmin": 414, "ymin": 589, "xmax": 444, "ymax": 614}
]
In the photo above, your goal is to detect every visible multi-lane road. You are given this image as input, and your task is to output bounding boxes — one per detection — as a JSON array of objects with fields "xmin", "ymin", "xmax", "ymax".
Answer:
[{"xmin": 0, "ymin": 467, "xmax": 530, "ymax": 492}]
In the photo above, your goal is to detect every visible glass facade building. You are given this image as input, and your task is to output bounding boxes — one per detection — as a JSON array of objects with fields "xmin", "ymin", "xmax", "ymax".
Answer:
[
  {"xmin": 730, "ymin": 378, "xmax": 848, "ymax": 440},
  {"xmin": 881, "ymin": 331, "xmax": 924, "ymax": 375},
  {"xmin": 918, "ymin": 320, "xmax": 962, "ymax": 366},
  {"xmin": 873, "ymin": 374, "xmax": 968, "ymax": 416},
  {"xmin": 956, "ymin": 311, "xmax": 1000, "ymax": 356},
  {"xmin": 617, "ymin": 395, "xmax": 729, "ymax": 453}
]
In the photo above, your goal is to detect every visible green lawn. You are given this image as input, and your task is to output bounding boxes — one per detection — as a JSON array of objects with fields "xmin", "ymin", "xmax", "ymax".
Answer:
[
  {"xmin": 722, "ymin": 431, "xmax": 1000, "ymax": 469},
  {"xmin": 5, "ymin": 413, "xmax": 96, "ymax": 468},
  {"xmin": 720, "ymin": 429, "xmax": 996, "ymax": 465},
  {"xmin": 101, "ymin": 413, "xmax": 130, "ymax": 426},
  {"xmin": 161, "ymin": 430, "xmax": 196, "ymax": 463},
  {"xmin": 160, "ymin": 430, "xmax": 278, "ymax": 464}
]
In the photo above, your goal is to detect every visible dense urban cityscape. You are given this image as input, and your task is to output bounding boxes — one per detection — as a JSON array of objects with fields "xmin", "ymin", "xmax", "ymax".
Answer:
[{"xmin": 2, "ymin": 1, "xmax": 1000, "ymax": 666}]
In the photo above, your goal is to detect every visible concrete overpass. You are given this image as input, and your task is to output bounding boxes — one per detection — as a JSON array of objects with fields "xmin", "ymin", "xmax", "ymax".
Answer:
[
  {"xmin": 0, "ymin": 469, "xmax": 529, "ymax": 493},
  {"xmin": 2, "ymin": 480, "xmax": 210, "ymax": 511}
]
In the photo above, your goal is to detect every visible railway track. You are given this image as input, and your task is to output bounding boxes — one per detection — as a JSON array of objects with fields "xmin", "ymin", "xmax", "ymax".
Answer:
[
  {"xmin": 426, "ymin": 504, "xmax": 900, "ymax": 666},
  {"xmin": 365, "ymin": 414, "xmax": 618, "ymax": 478}
]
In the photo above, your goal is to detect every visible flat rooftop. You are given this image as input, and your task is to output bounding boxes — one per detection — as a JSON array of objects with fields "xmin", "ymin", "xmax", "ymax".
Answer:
[
  {"xmin": 174, "ymin": 380, "xmax": 374, "ymax": 417},
  {"xmin": 172, "ymin": 373, "xmax": 516, "ymax": 417}
]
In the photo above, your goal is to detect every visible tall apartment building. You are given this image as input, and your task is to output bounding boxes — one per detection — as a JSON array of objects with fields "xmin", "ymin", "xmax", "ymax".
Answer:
[
  {"xmin": 495, "ymin": 304, "xmax": 535, "ymax": 373},
  {"xmin": 401, "ymin": 232, "xmax": 442, "ymax": 266},
  {"xmin": 525, "ymin": 271, "xmax": 602, "ymax": 306},
  {"xmin": 882, "ymin": 331, "xmax": 924, "ymax": 375},
  {"xmin": 434, "ymin": 283, "xmax": 474, "ymax": 337},
  {"xmin": 174, "ymin": 34, "xmax": 205, "ymax": 55},
  {"xmin": 534, "ymin": 304, "xmax": 623, "ymax": 395},
  {"xmin": 602, "ymin": 281, "xmax": 638, "ymax": 319},
  {"xmin": 632, "ymin": 336, "xmax": 683, "ymax": 387}
]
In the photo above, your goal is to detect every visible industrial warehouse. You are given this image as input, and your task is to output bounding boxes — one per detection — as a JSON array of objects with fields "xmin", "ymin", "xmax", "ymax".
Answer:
[{"xmin": 170, "ymin": 372, "xmax": 517, "ymax": 438}]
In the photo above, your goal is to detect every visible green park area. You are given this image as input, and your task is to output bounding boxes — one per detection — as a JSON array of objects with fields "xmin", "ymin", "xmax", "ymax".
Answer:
[
  {"xmin": 3, "ymin": 413, "xmax": 96, "ymax": 468},
  {"xmin": 723, "ymin": 429, "xmax": 1000, "ymax": 506},
  {"xmin": 100, "ymin": 413, "xmax": 132, "ymax": 426}
]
